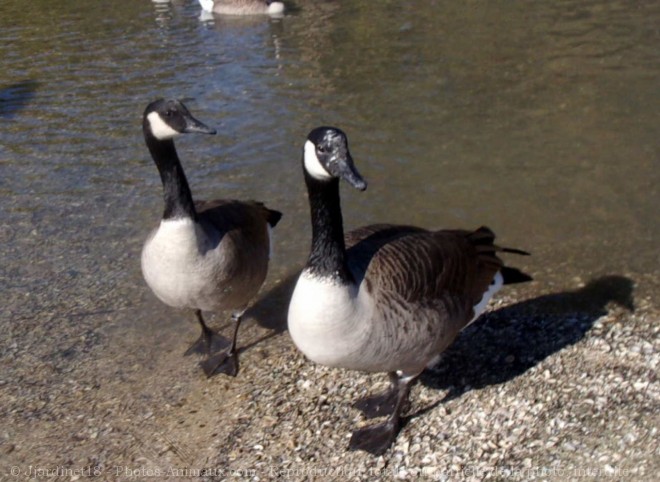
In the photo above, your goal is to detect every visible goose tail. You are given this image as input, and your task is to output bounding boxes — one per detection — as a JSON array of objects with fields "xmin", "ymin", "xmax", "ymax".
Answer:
[
  {"xmin": 501, "ymin": 266, "xmax": 533, "ymax": 284},
  {"xmin": 470, "ymin": 226, "xmax": 533, "ymax": 284},
  {"xmin": 266, "ymin": 209, "xmax": 283, "ymax": 228}
]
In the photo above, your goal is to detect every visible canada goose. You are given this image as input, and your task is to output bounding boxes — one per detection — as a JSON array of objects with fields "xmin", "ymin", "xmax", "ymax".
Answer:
[
  {"xmin": 141, "ymin": 99, "xmax": 281, "ymax": 377},
  {"xmin": 198, "ymin": 0, "xmax": 285, "ymax": 15},
  {"xmin": 287, "ymin": 127, "xmax": 532, "ymax": 454}
]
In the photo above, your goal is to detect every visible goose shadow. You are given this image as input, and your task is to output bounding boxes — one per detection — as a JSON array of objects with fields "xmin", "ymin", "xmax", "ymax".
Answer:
[
  {"xmin": 193, "ymin": 269, "xmax": 300, "ymax": 377},
  {"xmin": 0, "ymin": 79, "xmax": 38, "ymax": 118},
  {"xmin": 246, "ymin": 267, "xmax": 302, "ymax": 333},
  {"xmin": 416, "ymin": 275, "xmax": 635, "ymax": 411}
]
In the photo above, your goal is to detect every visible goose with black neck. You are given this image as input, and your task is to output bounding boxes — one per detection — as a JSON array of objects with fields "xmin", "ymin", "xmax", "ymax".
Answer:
[
  {"xmin": 141, "ymin": 99, "xmax": 281, "ymax": 377},
  {"xmin": 288, "ymin": 126, "xmax": 532, "ymax": 454}
]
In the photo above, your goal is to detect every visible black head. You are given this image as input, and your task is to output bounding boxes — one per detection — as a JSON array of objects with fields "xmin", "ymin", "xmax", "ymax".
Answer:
[
  {"xmin": 143, "ymin": 99, "xmax": 216, "ymax": 140},
  {"xmin": 303, "ymin": 126, "xmax": 367, "ymax": 191}
]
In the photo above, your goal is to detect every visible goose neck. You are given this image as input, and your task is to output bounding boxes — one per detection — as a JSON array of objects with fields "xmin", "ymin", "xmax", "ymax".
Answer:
[
  {"xmin": 144, "ymin": 132, "xmax": 197, "ymax": 221},
  {"xmin": 304, "ymin": 173, "xmax": 353, "ymax": 283}
]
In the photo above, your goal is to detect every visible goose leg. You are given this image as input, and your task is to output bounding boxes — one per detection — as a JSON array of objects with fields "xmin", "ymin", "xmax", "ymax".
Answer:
[
  {"xmin": 184, "ymin": 310, "xmax": 229, "ymax": 356},
  {"xmin": 353, "ymin": 372, "xmax": 401, "ymax": 419},
  {"xmin": 349, "ymin": 373, "xmax": 416, "ymax": 455},
  {"xmin": 199, "ymin": 311, "xmax": 243, "ymax": 378}
]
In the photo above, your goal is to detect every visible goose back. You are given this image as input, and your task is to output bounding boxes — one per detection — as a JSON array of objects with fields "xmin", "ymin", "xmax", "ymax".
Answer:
[{"xmin": 350, "ymin": 225, "xmax": 507, "ymax": 372}]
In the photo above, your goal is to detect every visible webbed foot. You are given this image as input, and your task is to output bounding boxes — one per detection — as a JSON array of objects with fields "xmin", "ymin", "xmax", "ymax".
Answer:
[
  {"xmin": 353, "ymin": 389, "xmax": 399, "ymax": 419},
  {"xmin": 200, "ymin": 350, "xmax": 239, "ymax": 378},
  {"xmin": 348, "ymin": 418, "xmax": 401, "ymax": 455},
  {"xmin": 183, "ymin": 330, "xmax": 230, "ymax": 357}
]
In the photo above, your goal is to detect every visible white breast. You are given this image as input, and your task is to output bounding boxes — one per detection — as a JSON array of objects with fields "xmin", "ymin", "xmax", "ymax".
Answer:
[
  {"xmin": 287, "ymin": 271, "xmax": 371, "ymax": 368},
  {"xmin": 141, "ymin": 218, "xmax": 213, "ymax": 309}
]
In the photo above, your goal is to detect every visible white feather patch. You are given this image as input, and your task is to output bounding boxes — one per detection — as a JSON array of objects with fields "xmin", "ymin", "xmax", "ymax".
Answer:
[
  {"xmin": 267, "ymin": 224, "xmax": 274, "ymax": 260},
  {"xmin": 198, "ymin": 0, "xmax": 214, "ymax": 12},
  {"xmin": 267, "ymin": 1, "xmax": 285, "ymax": 14},
  {"xmin": 146, "ymin": 111, "xmax": 180, "ymax": 140},
  {"xmin": 466, "ymin": 271, "xmax": 503, "ymax": 327},
  {"xmin": 303, "ymin": 140, "xmax": 332, "ymax": 181}
]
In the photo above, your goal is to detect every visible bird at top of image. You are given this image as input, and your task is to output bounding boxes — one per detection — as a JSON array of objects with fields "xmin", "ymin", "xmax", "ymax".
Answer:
[
  {"xmin": 140, "ymin": 98, "xmax": 281, "ymax": 378},
  {"xmin": 287, "ymin": 126, "xmax": 532, "ymax": 455},
  {"xmin": 198, "ymin": 0, "xmax": 285, "ymax": 16}
]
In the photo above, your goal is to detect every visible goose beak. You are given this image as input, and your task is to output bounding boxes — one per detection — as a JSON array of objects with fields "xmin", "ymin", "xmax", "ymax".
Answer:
[
  {"xmin": 183, "ymin": 114, "xmax": 217, "ymax": 135},
  {"xmin": 338, "ymin": 153, "xmax": 367, "ymax": 191}
]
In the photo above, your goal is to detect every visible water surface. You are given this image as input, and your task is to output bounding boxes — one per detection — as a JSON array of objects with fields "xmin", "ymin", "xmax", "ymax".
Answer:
[{"xmin": 1, "ymin": 0, "xmax": 658, "ymax": 339}]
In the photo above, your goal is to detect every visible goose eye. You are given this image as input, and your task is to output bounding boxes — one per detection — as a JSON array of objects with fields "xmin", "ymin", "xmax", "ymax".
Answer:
[
  {"xmin": 165, "ymin": 109, "xmax": 173, "ymax": 117},
  {"xmin": 317, "ymin": 145, "xmax": 326, "ymax": 153}
]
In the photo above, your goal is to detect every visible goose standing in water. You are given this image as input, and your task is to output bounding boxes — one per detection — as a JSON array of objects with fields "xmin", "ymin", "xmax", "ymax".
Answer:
[
  {"xmin": 198, "ymin": 0, "xmax": 285, "ymax": 15},
  {"xmin": 288, "ymin": 127, "xmax": 531, "ymax": 454},
  {"xmin": 141, "ymin": 99, "xmax": 281, "ymax": 377}
]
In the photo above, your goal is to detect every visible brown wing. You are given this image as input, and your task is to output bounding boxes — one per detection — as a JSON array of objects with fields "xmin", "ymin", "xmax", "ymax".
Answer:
[
  {"xmin": 195, "ymin": 199, "xmax": 281, "ymax": 230},
  {"xmin": 346, "ymin": 224, "xmax": 505, "ymax": 314},
  {"xmin": 194, "ymin": 199, "xmax": 280, "ymax": 306}
]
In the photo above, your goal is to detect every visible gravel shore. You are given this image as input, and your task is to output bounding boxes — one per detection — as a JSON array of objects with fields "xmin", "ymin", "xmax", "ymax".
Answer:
[{"xmin": 2, "ymin": 249, "xmax": 658, "ymax": 482}]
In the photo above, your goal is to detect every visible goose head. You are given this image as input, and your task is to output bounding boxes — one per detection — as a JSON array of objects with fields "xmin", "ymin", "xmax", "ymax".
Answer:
[
  {"xmin": 143, "ymin": 99, "xmax": 217, "ymax": 141},
  {"xmin": 303, "ymin": 126, "xmax": 367, "ymax": 191}
]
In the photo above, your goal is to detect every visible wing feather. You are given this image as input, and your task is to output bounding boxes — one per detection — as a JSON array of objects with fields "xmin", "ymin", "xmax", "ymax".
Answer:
[{"xmin": 346, "ymin": 224, "xmax": 523, "ymax": 323}]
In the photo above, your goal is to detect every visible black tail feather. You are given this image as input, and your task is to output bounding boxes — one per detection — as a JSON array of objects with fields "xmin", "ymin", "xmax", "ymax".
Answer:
[
  {"xmin": 267, "ymin": 209, "xmax": 283, "ymax": 227},
  {"xmin": 501, "ymin": 266, "xmax": 533, "ymax": 284},
  {"xmin": 472, "ymin": 226, "xmax": 496, "ymax": 242},
  {"xmin": 501, "ymin": 247, "xmax": 531, "ymax": 256},
  {"xmin": 468, "ymin": 226, "xmax": 532, "ymax": 285}
]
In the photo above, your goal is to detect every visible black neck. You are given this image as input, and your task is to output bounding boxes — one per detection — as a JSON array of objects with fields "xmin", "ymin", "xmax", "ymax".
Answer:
[
  {"xmin": 144, "ymin": 131, "xmax": 197, "ymax": 221},
  {"xmin": 303, "ymin": 170, "xmax": 353, "ymax": 284}
]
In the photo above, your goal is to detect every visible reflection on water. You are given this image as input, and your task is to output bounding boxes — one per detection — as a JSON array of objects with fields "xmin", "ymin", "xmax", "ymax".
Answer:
[
  {"xmin": 0, "ymin": 0, "xmax": 658, "ymax": 327},
  {"xmin": 0, "ymin": 79, "xmax": 38, "ymax": 118}
]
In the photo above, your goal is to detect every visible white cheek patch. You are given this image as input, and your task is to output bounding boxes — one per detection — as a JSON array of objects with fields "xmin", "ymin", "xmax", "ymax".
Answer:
[
  {"xmin": 147, "ymin": 111, "xmax": 180, "ymax": 140},
  {"xmin": 303, "ymin": 140, "xmax": 333, "ymax": 181}
]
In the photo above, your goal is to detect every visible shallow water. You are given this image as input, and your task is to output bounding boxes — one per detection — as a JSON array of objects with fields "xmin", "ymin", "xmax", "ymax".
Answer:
[{"xmin": 1, "ymin": 0, "xmax": 658, "ymax": 334}]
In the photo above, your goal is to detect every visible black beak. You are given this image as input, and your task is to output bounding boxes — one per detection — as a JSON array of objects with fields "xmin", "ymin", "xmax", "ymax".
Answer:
[
  {"xmin": 183, "ymin": 113, "xmax": 216, "ymax": 135},
  {"xmin": 337, "ymin": 152, "xmax": 367, "ymax": 191}
]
